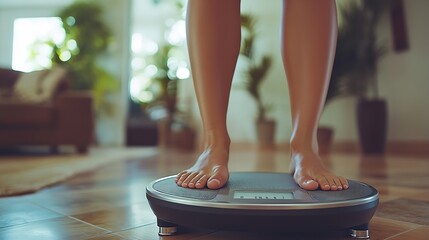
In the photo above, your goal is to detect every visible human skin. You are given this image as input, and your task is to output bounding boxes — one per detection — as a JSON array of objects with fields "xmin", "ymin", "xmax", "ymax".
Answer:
[{"xmin": 175, "ymin": 0, "xmax": 348, "ymax": 191}]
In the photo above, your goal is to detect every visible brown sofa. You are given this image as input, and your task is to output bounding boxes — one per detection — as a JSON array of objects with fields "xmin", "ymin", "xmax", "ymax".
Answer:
[{"xmin": 0, "ymin": 68, "xmax": 94, "ymax": 153}]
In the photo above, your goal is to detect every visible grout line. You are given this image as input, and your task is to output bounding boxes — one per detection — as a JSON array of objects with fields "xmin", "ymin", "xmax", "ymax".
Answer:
[
  {"xmin": 68, "ymin": 215, "xmax": 113, "ymax": 233},
  {"xmin": 29, "ymin": 200, "xmax": 69, "ymax": 217},
  {"xmin": 113, "ymin": 221, "xmax": 157, "ymax": 233},
  {"xmin": 384, "ymin": 226, "xmax": 421, "ymax": 240},
  {"xmin": 113, "ymin": 222, "xmax": 158, "ymax": 240}
]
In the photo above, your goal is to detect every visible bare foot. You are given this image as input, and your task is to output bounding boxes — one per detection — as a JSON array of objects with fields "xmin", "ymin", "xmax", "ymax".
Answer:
[
  {"xmin": 175, "ymin": 146, "xmax": 229, "ymax": 190},
  {"xmin": 290, "ymin": 149, "xmax": 348, "ymax": 191}
]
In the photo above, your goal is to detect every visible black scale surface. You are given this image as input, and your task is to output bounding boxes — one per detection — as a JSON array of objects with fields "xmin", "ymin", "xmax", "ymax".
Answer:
[{"xmin": 152, "ymin": 172, "xmax": 376, "ymax": 204}]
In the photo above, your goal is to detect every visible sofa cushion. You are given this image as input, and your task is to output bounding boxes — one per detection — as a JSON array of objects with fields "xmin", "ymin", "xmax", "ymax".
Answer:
[
  {"xmin": 13, "ymin": 70, "xmax": 49, "ymax": 102},
  {"xmin": 0, "ymin": 102, "xmax": 55, "ymax": 127},
  {"xmin": 13, "ymin": 67, "xmax": 67, "ymax": 103}
]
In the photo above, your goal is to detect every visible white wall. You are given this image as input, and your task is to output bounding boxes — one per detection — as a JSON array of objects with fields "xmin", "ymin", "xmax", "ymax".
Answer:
[
  {"xmin": 377, "ymin": 0, "xmax": 429, "ymax": 141},
  {"xmin": 2, "ymin": 0, "xmax": 427, "ymax": 146},
  {"xmin": 94, "ymin": 0, "xmax": 131, "ymax": 146}
]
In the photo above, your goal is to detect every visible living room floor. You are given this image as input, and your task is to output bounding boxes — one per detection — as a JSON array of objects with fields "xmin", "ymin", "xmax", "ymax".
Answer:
[{"xmin": 0, "ymin": 145, "xmax": 428, "ymax": 240}]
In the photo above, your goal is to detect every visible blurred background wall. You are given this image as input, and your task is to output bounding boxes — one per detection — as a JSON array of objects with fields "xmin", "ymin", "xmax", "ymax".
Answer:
[{"xmin": 0, "ymin": 0, "xmax": 428, "ymax": 147}]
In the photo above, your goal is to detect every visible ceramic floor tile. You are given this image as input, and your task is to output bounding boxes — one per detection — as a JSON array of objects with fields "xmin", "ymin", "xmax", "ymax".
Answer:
[
  {"xmin": 30, "ymin": 192, "xmax": 119, "ymax": 216},
  {"xmin": 2, "ymin": 147, "xmax": 429, "ymax": 239},
  {"xmin": 86, "ymin": 233, "xmax": 126, "ymax": 240},
  {"xmin": 374, "ymin": 185, "xmax": 426, "ymax": 203},
  {"xmin": 369, "ymin": 217, "xmax": 421, "ymax": 240},
  {"xmin": 402, "ymin": 190, "xmax": 429, "ymax": 202},
  {"xmin": 191, "ymin": 229, "xmax": 352, "ymax": 240},
  {"xmin": 0, "ymin": 201, "xmax": 63, "ymax": 228},
  {"xmin": 0, "ymin": 216, "xmax": 109, "ymax": 240},
  {"xmin": 116, "ymin": 223, "xmax": 215, "ymax": 240},
  {"xmin": 72, "ymin": 202, "xmax": 156, "ymax": 232},
  {"xmin": 376, "ymin": 198, "xmax": 429, "ymax": 225},
  {"xmin": 375, "ymin": 185, "xmax": 426, "ymax": 198},
  {"xmin": 387, "ymin": 226, "xmax": 429, "ymax": 240}
]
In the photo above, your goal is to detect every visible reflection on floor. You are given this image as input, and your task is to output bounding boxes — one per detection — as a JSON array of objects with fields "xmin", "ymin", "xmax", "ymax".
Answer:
[{"xmin": 0, "ymin": 145, "xmax": 428, "ymax": 240}]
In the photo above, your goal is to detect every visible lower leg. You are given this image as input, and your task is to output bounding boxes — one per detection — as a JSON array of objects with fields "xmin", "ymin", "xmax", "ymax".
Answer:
[
  {"xmin": 175, "ymin": 0, "xmax": 241, "ymax": 189},
  {"xmin": 281, "ymin": 0, "xmax": 348, "ymax": 190}
]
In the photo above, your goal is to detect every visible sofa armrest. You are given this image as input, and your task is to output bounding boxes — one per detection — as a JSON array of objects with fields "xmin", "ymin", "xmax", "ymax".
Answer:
[
  {"xmin": 56, "ymin": 91, "xmax": 94, "ymax": 145},
  {"xmin": 0, "ymin": 68, "xmax": 21, "ymax": 88}
]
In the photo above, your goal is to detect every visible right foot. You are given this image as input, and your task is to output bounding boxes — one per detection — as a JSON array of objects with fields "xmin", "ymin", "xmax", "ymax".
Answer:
[{"xmin": 175, "ymin": 145, "xmax": 229, "ymax": 189}]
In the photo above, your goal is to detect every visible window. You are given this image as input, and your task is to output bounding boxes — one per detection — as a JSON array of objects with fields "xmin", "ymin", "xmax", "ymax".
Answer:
[{"xmin": 12, "ymin": 17, "xmax": 64, "ymax": 72}]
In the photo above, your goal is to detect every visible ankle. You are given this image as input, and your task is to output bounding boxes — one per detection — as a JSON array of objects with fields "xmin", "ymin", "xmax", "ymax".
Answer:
[
  {"xmin": 203, "ymin": 130, "xmax": 231, "ymax": 149},
  {"xmin": 290, "ymin": 138, "xmax": 318, "ymax": 154}
]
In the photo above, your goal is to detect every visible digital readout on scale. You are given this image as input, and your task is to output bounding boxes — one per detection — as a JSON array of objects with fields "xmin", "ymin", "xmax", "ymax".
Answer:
[{"xmin": 233, "ymin": 191, "xmax": 294, "ymax": 200}]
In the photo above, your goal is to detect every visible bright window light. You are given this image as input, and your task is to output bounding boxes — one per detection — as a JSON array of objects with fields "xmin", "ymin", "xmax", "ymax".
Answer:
[
  {"xmin": 12, "ymin": 17, "xmax": 64, "ymax": 72},
  {"xmin": 167, "ymin": 20, "xmax": 186, "ymax": 45}
]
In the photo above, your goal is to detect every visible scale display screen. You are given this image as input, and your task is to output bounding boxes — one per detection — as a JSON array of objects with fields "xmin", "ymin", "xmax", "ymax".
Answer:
[{"xmin": 233, "ymin": 191, "xmax": 294, "ymax": 200}]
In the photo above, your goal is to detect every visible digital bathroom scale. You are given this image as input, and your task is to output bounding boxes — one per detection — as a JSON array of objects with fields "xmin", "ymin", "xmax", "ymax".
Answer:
[{"xmin": 146, "ymin": 172, "xmax": 378, "ymax": 239}]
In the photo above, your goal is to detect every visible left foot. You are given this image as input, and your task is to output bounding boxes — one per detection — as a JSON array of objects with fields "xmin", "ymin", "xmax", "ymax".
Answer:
[{"xmin": 290, "ymin": 149, "xmax": 348, "ymax": 191}]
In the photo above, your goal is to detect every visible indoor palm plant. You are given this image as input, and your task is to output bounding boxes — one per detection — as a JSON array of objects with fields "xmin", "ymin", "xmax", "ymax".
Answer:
[
  {"xmin": 48, "ymin": 1, "xmax": 119, "ymax": 116},
  {"xmin": 240, "ymin": 14, "xmax": 274, "ymax": 146},
  {"xmin": 326, "ymin": 0, "xmax": 390, "ymax": 154}
]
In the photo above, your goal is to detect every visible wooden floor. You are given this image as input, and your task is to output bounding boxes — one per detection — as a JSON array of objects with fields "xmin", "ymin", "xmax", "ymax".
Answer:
[{"xmin": 1, "ymin": 145, "xmax": 429, "ymax": 240}]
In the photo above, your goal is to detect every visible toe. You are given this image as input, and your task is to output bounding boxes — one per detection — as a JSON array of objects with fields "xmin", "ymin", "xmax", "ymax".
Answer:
[
  {"xmin": 175, "ymin": 171, "xmax": 186, "ymax": 182},
  {"xmin": 333, "ymin": 177, "xmax": 343, "ymax": 190},
  {"xmin": 181, "ymin": 172, "xmax": 198, "ymax": 188},
  {"xmin": 207, "ymin": 166, "xmax": 228, "ymax": 189},
  {"xmin": 339, "ymin": 176, "xmax": 349, "ymax": 190},
  {"xmin": 326, "ymin": 176, "xmax": 338, "ymax": 191},
  {"xmin": 176, "ymin": 171, "xmax": 190, "ymax": 186},
  {"xmin": 207, "ymin": 178, "xmax": 222, "ymax": 189},
  {"xmin": 295, "ymin": 174, "xmax": 319, "ymax": 191},
  {"xmin": 195, "ymin": 175, "xmax": 209, "ymax": 189},
  {"xmin": 188, "ymin": 173, "xmax": 203, "ymax": 188},
  {"xmin": 316, "ymin": 176, "xmax": 331, "ymax": 191},
  {"xmin": 301, "ymin": 179, "xmax": 319, "ymax": 190}
]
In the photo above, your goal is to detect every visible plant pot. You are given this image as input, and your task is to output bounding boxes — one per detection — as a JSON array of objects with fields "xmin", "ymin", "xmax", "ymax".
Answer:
[
  {"xmin": 317, "ymin": 126, "xmax": 334, "ymax": 155},
  {"xmin": 357, "ymin": 98, "xmax": 387, "ymax": 154},
  {"xmin": 257, "ymin": 120, "xmax": 276, "ymax": 147}
]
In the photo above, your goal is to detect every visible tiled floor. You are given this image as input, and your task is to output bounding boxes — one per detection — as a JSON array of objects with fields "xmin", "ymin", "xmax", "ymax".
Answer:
[{"xmin": 0, "ymin": 146, "xmax": 428, "ymax": 239}]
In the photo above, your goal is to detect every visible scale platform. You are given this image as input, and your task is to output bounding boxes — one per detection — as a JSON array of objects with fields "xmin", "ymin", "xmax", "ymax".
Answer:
[{"xmin": 146, "ymin": 172, "xmax": 378, "ymax": 238}]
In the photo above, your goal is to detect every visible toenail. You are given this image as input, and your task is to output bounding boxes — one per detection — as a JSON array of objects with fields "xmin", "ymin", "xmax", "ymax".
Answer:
[{"xmin": 209, "ymin": 179, "xmax": 220, "ymax": 185}]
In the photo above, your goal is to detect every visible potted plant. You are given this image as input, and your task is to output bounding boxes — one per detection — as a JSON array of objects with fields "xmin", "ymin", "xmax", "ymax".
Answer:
[
  {"xmin": 330, "ymin": 0, "xmax": 390, "ymax": 154},
  {"xmin": 142, "ymin": 44, "xmax": 184, "ymax": 148},
  {"xmin": 240, "ymin": 14, "xmax": 274, "ymax": 146},
  {"xmin": 48, "ymin": 2, "xmax": 120, "ymax": 116}
]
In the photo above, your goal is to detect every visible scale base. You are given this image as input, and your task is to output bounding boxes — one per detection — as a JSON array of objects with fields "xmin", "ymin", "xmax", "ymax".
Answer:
[
  {"xmin": 157, "ymin": 219, "xmax": 370, "ymax": 239},
  {"xmin": 158, "ymin": 226, "xmax": 178, "ymax": 236},
  {"xmin": 350, "ymin": 224, "xmax": 370, "ymax": 239},
  {"xmin": 157, "ymin": 219, "xmax": 178, "ymax": 236},
  {"xmin": 148, "ymin": 173, "xmax": 378, "ymax": 239}
]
